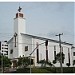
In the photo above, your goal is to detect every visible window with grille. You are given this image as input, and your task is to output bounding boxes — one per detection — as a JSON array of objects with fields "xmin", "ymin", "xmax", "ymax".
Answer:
[
  {"xmin": 73, "ymin": 52, "xmax": 75, "ymax": 56},
  {"xmin": 0, "ymin": 41, "xmax": 1, "ymax": 50},
  {"xmin": 25, "ymin": 46, "xmax": 28, "ymax": 51},
  {"xmin": 10, "ymin": 49, "xmax": 13, "ymax": 54}
]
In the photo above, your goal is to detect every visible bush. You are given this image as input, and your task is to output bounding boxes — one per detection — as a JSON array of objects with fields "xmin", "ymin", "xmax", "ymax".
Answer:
[{"xmin": 14, "ymin": 67, "xmax": 75, "ymax": 73}]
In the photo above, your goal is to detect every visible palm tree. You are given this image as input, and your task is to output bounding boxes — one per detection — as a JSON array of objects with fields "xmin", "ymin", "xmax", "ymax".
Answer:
[
  {"xmin": 53, "ymin": 52, "xmax": 65, "ymax": 64},
  {"xmin": 39, "ymin": 59, "xmax": 54, "ymax": 67}
]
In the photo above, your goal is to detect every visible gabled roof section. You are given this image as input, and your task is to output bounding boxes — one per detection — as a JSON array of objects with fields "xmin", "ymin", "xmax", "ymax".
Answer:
[{"xmin": 21, "ymin": 33, "xmax": 73, "ymax": 46}]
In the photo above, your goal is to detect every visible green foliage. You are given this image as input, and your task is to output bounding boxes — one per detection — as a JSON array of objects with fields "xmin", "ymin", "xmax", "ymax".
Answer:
[
  {"xmin": 16, "ymin": 68, "xmax": 30, "ymax": 73},
  {"xmin": 38, "ymin": 59, "xmax": 46, "ymax": 67},
  {"xmin": 0, "ymin": 55, "xmax": 11, "ymax": 67},
  {"xmin": 3, "ymin": 56, "xmax": 11, "ymax": 67},
  {"xmin": 17, "ymin": 57, "xmax": 23, "ymax": 66},
  {"xmin": 53, "ymin": 52, "xmax": 65, "ymax": 64},
  {"xmin": 17, "ymin": 56, "xmax": 30, "ymax": 68},
  {"xmin": 73, "ymin": 60, "xmax": 75, "ymax": 65},
  {"xmin": 47, "ymin": 61, "xmax": 52, "ymax": 67},
  {"xmin": 53, "ymin": 60, "xmax": 56, "ymax": 64},
  {"xmin": 39, "ymin": 59, "xmax": 54, "ymax": 67},
  {"xmin": 22, "ymin": 57, "xmax": 30, "ymax": 67},
  {"xmin": 66, "ymin": 63, "xmax": 70, "ymax": 67},
  {"xmin": 31, "ymin": 68, "xmax": 50, "ymax": 73},
  {"xmin": 0, "ymin": 55, "xmax": 1, "ymax": 66},
  {"xmin": 16, "ymin": 68, "xmax": 50, "ymax": 73},
  {"xmin": 15, "ymin": 67, "xmax": 75, "ymax": 73}
]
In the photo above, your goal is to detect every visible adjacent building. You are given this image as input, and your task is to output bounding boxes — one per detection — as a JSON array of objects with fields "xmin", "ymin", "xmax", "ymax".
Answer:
[{"xmin": 0, "ymin": 41, "xmax": 8, "ymax": 56}]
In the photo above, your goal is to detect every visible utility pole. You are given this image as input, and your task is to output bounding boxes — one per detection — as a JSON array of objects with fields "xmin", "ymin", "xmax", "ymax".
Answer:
[
  {"xmin": 29, "ymin": 55, "xmax": 31, "ymax": 73},
  {"xmin": 29, "ymin": 41, "xmax": 46, "ymax": 73},
  {"xmin": 2, "ymin": 51, "xmax": 4, "ymax": 73},
  {"xmin": 56, "ymin": 33, "xmax": 63, "ymax": 73}
]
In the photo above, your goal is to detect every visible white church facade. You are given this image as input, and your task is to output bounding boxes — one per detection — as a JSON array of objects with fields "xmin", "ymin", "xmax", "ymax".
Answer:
[{"xmin": 7, "ymin": 7, "xmax": 74, "ymax": 67}]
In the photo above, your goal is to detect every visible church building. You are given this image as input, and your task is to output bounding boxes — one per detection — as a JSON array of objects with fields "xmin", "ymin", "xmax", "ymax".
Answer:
[{"xmin": 7, "ymin": 7, "xmax": 74, "ymax": 67}]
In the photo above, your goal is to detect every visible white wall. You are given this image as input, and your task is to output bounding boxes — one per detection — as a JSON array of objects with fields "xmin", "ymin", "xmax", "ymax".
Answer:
[
  {"xmin": 21, "ymin": 34, "xmax": 32, "ymax": 57},
  {"xmin": 31, "ymin": 38, "xmax": 73, "ymax": 67},
  {"xmin": 13, "ymin": 15, "xmax": 26, "ymax": 58},
  {"xmin": 14, "ymin": 18, "xmax": 26, "ymax": 35},
  {"xmin": 8, "ymin": 39, "xmax": 13, "ymax": 59},
  {"xmin": 8, "ymin": 37, "xmax": 18, "ymax": 59},
  {"xmin": 8, "ymin": 34, "xmax": 73, "ymax": 67}
]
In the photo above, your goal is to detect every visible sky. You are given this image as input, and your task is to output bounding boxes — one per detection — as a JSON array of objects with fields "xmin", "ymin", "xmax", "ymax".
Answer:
[{"xmin": 0, "ymin": 2, "xmax": 74, "ymax": 45}]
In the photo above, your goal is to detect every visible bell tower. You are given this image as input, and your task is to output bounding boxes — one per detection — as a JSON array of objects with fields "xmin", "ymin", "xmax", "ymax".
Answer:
[
  {"xmin": 14, "ymin": 6, "xmax": 26, "ymax": 35},
  {"xmin": 13, "ymin": 6, "xmax": 26, "ymax": 57}
]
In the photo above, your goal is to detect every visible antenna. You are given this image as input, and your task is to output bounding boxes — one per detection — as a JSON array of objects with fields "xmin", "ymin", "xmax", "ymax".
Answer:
[{"xmin": 19, "ymin": 2, "xmax": 20, "ymax": 7}]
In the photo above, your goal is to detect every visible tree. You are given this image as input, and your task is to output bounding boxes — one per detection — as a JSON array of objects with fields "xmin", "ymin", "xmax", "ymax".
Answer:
[
  {"xmin": 39, "ymin": 59, "xmax": 54, "ymax": 67},
  {"xmin": 17, "ymin": 56, "xmax": 30, "ymax": 68},
  {"xmin": 22, "ymin": 57, "xmax": 30, "ymax": 67},
  {"xmin": 0, "ymin": 54, "xmax": 11, "ymax": 67},
  {"xmin": 17, "ymin": 56, "xmax": 23, "ymax": 67},
  {"xmin": 53, "ymin": 52, "xmax": 65, "ymax": 64}
]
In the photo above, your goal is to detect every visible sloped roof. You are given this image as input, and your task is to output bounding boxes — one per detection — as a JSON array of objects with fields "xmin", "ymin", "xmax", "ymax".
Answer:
[
  {"xmin": 7, "ymin": 33, "xmax": 73, "ymax": 46},
  {"xmin": 21, "ymin": 33, "xmax": 73, "ymax": 46}
]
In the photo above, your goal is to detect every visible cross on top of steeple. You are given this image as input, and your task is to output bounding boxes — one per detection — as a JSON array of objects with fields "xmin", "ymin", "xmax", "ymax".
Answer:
[{"xmin": 18, "ymin": 6, "xmax": 22, "ymax": 12}]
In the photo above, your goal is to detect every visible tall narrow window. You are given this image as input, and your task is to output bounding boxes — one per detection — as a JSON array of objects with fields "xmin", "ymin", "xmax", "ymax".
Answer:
[
  {"xmin": 73, "ymin": 52, "xmax": 75, "ymax": 56},
  {"xmin": 73, "ymin": 60, "xmax": 75, "ymax": 65},
  {"xmin": 54, "ymin": 45, "xmax": 56, "ymax": 50},
  {"xmin": 0, "ymin": 41, "xmax": 1, "ymax": 50},
  {"xmin": 46, "ymin": 50, "xmax": 48, "ymax": 62},
  {"xmin": 62, "ymin": 47, "xmax": 64, "ymax": 63},
  {"xmin": 10, "ymin": 49, "xmax": 13, "ymax": 54},
  {"xmin": 54, "ymin": 51, "xmax": 56, "ymax": 60},
  {"xmin": 54, "ymin": 46, "xmax": 56, "ymax": 60},
  {"xmin": 37, "ymin": 49, "xmax": 39, "ymax": 63},
  {"xmin": 68, "ymin": 48, "xmax": 70, "ymax": 64},
  {"xmin": 45, "ymin": 40, "xmax": 48, "ymax": 62},
  {"xmin": 31, "ymin": 59, "xmax": 34, "ymax": 65},
  {"xmin": 36, "ymin": 42, "xmax": 39, "ymax": 63}
]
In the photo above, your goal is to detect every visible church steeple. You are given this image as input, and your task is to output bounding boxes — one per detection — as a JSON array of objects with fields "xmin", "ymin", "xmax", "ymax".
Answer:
[
  {"xmin": 16, "ymin": 6, "xmax": 24, "ymax": 18},
  {"xmin": 14, "ymin": 6, "xmax": 26, "ymax": 35}
]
